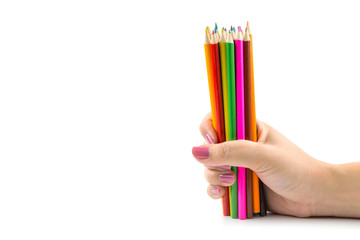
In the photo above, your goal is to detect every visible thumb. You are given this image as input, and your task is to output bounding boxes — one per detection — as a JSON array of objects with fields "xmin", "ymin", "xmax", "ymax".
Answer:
[{"xmin": 192, "ymin": 140, "xmax": 268, "ymax": 171}]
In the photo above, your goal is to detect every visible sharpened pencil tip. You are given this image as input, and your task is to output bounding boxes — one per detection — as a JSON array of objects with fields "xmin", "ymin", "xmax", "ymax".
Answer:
[
  {"xmin": 247, "ymin": 21, "xmax": 251, "ymax": 34},
  {"xmin": 204, "ymin": 30, "xmax": 211, "ymax": 44}
]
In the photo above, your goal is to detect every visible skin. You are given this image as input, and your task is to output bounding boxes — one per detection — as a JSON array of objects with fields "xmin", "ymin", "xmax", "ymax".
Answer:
[{"xmin": 192, "ymin": 113, "xmax": 360, "ymax": 218}]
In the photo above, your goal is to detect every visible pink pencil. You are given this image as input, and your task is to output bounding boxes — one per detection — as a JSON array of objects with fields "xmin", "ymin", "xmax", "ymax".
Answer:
[{"xmin": 234, "ymin": 27, "xmax": 246, "ymax": 220}]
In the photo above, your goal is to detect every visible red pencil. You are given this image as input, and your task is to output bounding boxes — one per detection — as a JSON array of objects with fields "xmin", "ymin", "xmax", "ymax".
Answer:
[
  {"xmin": 211, "ymin": 35, "xmax": 226, "ymax": 144},
  {"xmin": 210, "ymin": 33, "xmax": 229, "ymax": 216}
]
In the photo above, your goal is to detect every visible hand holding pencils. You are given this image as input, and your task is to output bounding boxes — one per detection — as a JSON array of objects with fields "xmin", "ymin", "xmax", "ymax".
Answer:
[{"xmin": 202, "ymin": 22, "xmax": 266, "ymax": 219}]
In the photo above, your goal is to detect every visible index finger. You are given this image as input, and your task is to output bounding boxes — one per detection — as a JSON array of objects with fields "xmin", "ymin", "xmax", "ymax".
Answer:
[{"xmin": 200, "ymin": 112, "xmax": 218, "ymax": 144}]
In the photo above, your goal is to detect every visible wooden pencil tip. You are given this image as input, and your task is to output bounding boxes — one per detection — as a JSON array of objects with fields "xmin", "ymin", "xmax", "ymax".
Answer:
[
  {"xmin": 227, "ymin": 32, "xmax": 233, "ymax": 42},
  {"xmin": 204, "ymin": 31, "xmax": 211, "ymax": 44},
  {"xmin": 244, "ymin": 27, "xmax": 250, "ymax": 41},
  {"xmin": 220, "ymin": 29, "xmax": 226, "ymax": 42},
  {"xmin": 247, "ymin": 21, "xmax": 251, "ymax": 34}
]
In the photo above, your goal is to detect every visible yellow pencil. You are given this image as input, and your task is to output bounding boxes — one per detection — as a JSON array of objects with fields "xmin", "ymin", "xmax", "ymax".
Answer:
[{"xmin": 204, "ymin": 28, "xmax": 217, "ymax": 130}]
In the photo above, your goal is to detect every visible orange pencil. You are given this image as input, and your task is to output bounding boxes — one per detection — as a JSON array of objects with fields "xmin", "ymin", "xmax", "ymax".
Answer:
[
  {"xmin": 247, "ymin": 22, "xmax": 261, "ymax": 215},
  {"xmin": 204, "ymin": 27, "xmax": 230, "ymax": 216},
  {"xmin": 204, "ymin": 28, "xmax": 217, "ymax": 131},
  {"xmin": 247, "ymin": 22, "xmax": 266, "ymax": 216}
]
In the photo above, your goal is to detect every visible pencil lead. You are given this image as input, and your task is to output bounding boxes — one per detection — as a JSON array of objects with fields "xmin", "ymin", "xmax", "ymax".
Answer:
[{"xmin": 215, "ymin": 23, "xmax": 218, "ymax": 31}]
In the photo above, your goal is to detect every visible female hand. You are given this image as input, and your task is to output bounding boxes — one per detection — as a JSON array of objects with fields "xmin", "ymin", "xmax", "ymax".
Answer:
[{"xmin": 192, "ymin": 113, "xmax": 355, "ymax": 218}]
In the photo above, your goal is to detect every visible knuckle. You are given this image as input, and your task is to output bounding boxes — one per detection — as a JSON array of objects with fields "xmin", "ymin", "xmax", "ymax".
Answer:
[
  {"xmin": 219, "ymin": 143, "xmax": 230, "ymax": 160},
  {"xmin": 251, "ymin": 144, "xmax": 270, "ymax": 172}
]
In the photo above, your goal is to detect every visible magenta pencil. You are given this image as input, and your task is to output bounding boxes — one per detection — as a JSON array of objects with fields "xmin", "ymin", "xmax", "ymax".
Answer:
[{"xmin": 234, "ymin": 27, "xmax": 246, "ymax": 220}]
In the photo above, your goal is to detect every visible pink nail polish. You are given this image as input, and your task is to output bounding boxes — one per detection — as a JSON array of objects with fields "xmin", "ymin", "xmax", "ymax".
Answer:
[
  {"xmin": 192, "ymin": 147, "xmax": 209, "ymax": 159},
  {"xmin": 212, "ymin": 186, "xmax": 220, "ymax": 195},
  {"xmin": 219, "ymin": 173, "xmax": 234, "ymax": 183},
  {"xmin": 204, "ymin": 134, "xmax": 214, "ymax": 144},
  {"xmin": 217, "ymin": 165, "xmax": 231, "ymax": 170}
]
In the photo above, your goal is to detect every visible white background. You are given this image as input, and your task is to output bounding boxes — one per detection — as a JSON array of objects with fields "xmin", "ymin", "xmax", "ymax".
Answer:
[{"xmin": 1, "ymin": 0, "xmax": 360, "ymax": 239}]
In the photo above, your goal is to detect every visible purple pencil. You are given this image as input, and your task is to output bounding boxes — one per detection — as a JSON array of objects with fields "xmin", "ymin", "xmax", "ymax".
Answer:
[{"xmin": 234, "ymin": 27, "xmax": 246, "ymax": 220}]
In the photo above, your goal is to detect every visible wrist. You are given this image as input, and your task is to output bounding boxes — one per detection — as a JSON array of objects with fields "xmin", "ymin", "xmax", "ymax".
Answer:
[
  {"xmin": 312, "ymin": 162, "xmax": 360, "ymax": 217},
  {"xmin": 310, "ymin": 162, "xmax": 339, "ymax": 216}
]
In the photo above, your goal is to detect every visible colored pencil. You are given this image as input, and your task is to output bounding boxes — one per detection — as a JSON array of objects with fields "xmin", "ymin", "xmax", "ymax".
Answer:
[
  {"xmin": 226, "ymin": 32, "xmax": 238, "ymax": 219},
  {"xmin": 234, "ymin": 28, "xmax": 247, "ymax": 220},
  {"xmin": 211, "ymin": 29, "xmax": 225, "ymax": 145},
  {"xmin": 246, "ymin": 22, "xmax": 264, "ymax": 215},
  {"xmin": 219, "ymin": 29, "xmax": 232, "ymax": 215},
  {"xmin": 204, "ymin": 29, "xmax": 217, "ymax": 130},
  {"xmin": 219, "ymin": 30, "xmax": 230, "ymax": 142},
  {"xmin": 246, "ymin": 22, "xmax": 266, "ymax": 216},
  {"xmin": 243, "ymin": 28, "xmax": 254, "ymax": 219},
  {"xmin": 210, "ymin": 29, "xmax": 229, "ymax": 216}
]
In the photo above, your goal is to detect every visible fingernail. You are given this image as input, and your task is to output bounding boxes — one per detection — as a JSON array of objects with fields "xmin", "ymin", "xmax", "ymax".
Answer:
[
  {"xmin": 219, "ymin": 173, "xmax": 234, "ymax": 183},
  {"xmin": 212, "ymin": 186, "xmax": 220, "ymax": 195},
  {"xmin": 192, "ymin": 147, "xmax": 209, "ymax": 159},
  {"xmin": 217, "ymin": 165, "xmax": 231, "ymax": 171},
  {"xmin": 204, "ymin": 134, "xmax": 214, "ymax": 144}
]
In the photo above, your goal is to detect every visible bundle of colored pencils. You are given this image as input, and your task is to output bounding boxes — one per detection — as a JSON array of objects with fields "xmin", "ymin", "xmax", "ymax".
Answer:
[{"xmin": 204, "ymin": 22, "xmax": 266, "ymax": 219}]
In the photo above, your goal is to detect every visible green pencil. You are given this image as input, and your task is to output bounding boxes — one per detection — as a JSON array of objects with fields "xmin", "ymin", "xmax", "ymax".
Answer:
[
  {"xmin": 219, "ymin": 29, "xmax": 232, "ymax": 215},
  {"xmin": 226, "ymin": 31, "xmax": 238, "ymax": 219}
]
